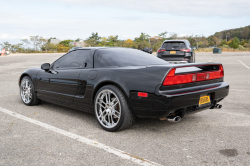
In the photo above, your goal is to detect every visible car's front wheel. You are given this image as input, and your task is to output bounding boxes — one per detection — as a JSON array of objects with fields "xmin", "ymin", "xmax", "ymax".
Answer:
[
  {"xmin": 94, "ymin": 85, "xmax": 134, "ymax": 132},
  {"xmin": 20, "ymin": 76, "xmax": 40, "ymax": 106}
]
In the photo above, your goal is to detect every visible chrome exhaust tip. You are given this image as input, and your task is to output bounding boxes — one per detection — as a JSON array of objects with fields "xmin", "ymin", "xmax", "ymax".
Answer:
[
  {"xmin": 210, "ymin": 103, "xmax": 222, "ymax": 109},
  {"xmin": 167, "ymin": 116, "xmax": 181, "ymax": 123},
  {"xmin": 215, "ymin": 104, "xmax": 222, "ymax": 109}
]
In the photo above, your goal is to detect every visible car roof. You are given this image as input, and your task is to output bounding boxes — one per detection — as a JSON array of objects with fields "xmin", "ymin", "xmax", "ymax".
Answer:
[
  {"xmin": 74, "ymin": 47, "xmax": 133, "ymax": 50},
  {"xmin": 67, "ymin": 47, "xmax": 136, "ymax": 53},
  {"xmin": 163, "ymin": 39, "xmax": 189, "ymax": 43}
]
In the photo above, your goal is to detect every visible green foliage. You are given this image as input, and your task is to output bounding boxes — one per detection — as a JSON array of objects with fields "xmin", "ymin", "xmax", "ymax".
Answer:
[
  {"xmin": 222, "ymin": 44, "xmax": 230, "ymax": 48},
  {"xmin": 153, "ymin": 41, "xmax": 162, "ymax": 52},
  {"xmin": 75, "ymin": 38, "xmax": 81, "ymax": 42},
  {"xmin": 238, "ymin": 45, "xmax": 245, "ymax": 50},
  {"xmin": 85, "ymin": 32, "xmax": 100, "ymax": 47},
  {"xmin": 209, "ymin": 25, "xmax": 250, "ymax": 43},
  {"xmin": 134, "ymin": 32, "xmax": 150, "ymax": 42},
  {"xmin": 59, "ymin": 40, "xmax": 74, "ymax": 47},
  {"xmin": 48, "ymin": 37, "xmax": 56, "ymax": 43},
  {"xmin": 221, "ymin": 40, "xmax": 227, "ymax": 45},
  {"xmin": 229, "ymin": 37, "xmax": 240, "ymax": 49},
  {"xmin": 158, "ymin": 31, "xmax": 168, "ymax": 40}
]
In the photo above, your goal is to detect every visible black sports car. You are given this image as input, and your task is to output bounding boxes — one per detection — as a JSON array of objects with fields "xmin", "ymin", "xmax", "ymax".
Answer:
[
  {"xmin": 19, "ymin": 47, "xmax": 229, "ymax": 131},
  {"xmin": 157, "ymin": 40, "xmax": 195, "ymax": 63}
]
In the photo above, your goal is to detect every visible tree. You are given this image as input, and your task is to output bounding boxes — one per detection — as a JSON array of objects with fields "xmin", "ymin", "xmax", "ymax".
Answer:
[
  {"xmin": 241, "ymin": 27, "xmax": 249, "ymax": 39},
  {"xmin": 1, "ymin": 42, "xmax": 12, "ymax": 50},
  {"xmin": 98, "ymin": 37, "xmax": 108, "ymax": 46},
  {"xmin": 135, "ymin": 32, "xmax": 150, "ymax": 42},
  {"xmin": 158, "ymin": 31, "xmax": 168, "ymax": 39},
  {"xmin": 59, "ymin": 39, "xmax": 74, "ymax": 47},
  {"xmin": 84, "ymin": 32, "xmax": 100, "ymax": 47},
  {"xmin": 21, "ymin": 39, "xmax": 30, "ymax": 49},
  {"xmin": 29, "ymin": 36, "xmax": 39, "ymax": 51},
  {"xmin": 48, "ymin": 37, "xmax": 56, "ymax": 43},
  {"xmin": 229, "ymin": 37, "xmax": 240, "ymax": 49},
  {"xmin": 123, "ymin": 39, "xmax": 134, "ymax": 48},
  {"xmin": 153, "ymin": 41, "xmax": 162, "ymax": 52},
  {"xmin": 168, "ymin": 33, "xmax": 178, "ymax": 40},
  {"xmin": 193, "ymin": 35, "xmax": 204, "ymax": 48},
  {"xmin": 107, "ymin": 35, "xmax": 119, "ymax": 46},
  {"xmin": 75, "ymin": 38, "xmax": 82, "ymax": 42}
]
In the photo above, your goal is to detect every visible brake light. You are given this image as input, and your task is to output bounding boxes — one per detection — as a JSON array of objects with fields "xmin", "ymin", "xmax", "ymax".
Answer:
[
  {"xmin": 157, "ymin": 49, "xmax": 166, "ymax": 53},
  {"xmin": 180, "ymin": 49, "xmax": 191, "ymax": 52},
  {"xmin": 163, "ymin": 65, "xmax": 224, "ymax": 86},
  {"xmin": 138, "ymin": 92, "xmax": 148, "ymax": 97}
]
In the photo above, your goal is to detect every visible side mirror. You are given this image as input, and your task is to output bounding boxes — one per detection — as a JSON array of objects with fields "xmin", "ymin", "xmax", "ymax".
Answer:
[
  {"xmin": 192, "ymin": 46, "xmax": 197, "ymax": 50},
  {"xmin": 41, "ymin": 63, "xmax": 50, "ymax": 70}
]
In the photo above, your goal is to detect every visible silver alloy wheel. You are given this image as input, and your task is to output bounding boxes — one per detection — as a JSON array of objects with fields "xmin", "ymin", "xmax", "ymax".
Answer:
[
  {"xmin": 20, "ymin": 78, "xmax": 32, "ymax": 104},
  {"xmin": 95, "ymin": 89, "xmax": 121, "ymax": 128}
]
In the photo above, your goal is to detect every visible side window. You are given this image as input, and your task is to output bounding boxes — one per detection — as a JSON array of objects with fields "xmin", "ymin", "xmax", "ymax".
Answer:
[{"xmin": 53, "ymin": 50, "xmax": 92, "ymax": 69}]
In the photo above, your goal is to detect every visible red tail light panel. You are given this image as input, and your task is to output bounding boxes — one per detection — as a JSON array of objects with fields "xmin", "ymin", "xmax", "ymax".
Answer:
[{"xmin": 163, "ymin": 65, "xmax": 224, "ymax": 86}]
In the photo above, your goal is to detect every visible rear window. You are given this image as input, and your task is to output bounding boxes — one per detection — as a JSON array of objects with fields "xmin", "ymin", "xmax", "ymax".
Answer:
[
  {"xmin": 94, "ymin": 48, "xmax": 167, "ymax": 68},
  {"xmin": 162, "ymin": 42, "xmax": 186, "ymax": 50}
]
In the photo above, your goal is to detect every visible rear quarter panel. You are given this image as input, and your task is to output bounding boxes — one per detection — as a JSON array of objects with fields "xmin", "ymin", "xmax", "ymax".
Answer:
[{"xmin": 91, "ymin": 66, "xmax": 172, "ymax": 113}]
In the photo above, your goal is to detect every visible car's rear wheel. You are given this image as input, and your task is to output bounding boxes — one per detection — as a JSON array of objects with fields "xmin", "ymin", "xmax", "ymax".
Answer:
[
  {"xmin": 20, "ymin": 76, "xmax": 40, "ymax": 106},
  {"xmin": 94, "ymin": 85, "xmax": 134, "ymax": 132}
]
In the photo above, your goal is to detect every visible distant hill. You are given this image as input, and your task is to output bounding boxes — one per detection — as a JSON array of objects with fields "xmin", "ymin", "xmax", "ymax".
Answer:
[{"xmin": 208, "ymin": 25, "xmax": 250, "ymax": 41}]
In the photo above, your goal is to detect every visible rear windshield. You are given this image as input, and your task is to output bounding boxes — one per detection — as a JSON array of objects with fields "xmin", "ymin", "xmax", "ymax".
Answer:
[
  {"xmin": 162, "ymin": 42, "xmax": 186, "ymax": 50},
  {"xmin": 94, "ymin": 48, "xmax": 167, "ymax": 68}
]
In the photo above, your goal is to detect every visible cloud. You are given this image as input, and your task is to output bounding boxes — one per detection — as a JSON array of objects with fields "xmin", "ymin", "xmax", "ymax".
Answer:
[
  {"xmin": 0, "ymin": 34, "xmax": 30, "ymax": 39},
  {"xmin": 47, "ymin": 0, "xmax": 250, "ymax": 17}
]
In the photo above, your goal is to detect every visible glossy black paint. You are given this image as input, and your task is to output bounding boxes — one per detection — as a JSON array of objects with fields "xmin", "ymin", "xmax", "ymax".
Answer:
[{"xmin": 19, "ymin": 47, "xmax": 229, "ymax": 118}]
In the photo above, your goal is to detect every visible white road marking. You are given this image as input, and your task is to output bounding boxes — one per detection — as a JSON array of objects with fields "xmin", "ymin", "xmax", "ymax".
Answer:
[
  {"xmin": 238, "ymin": 60, "xmax": 250, "ymax": 69},
  {"xmin": 230, "ymin": 89, "xmax": 250, "ymax": 93},
  {"xmin": 0, "ymin": 107, "xmax": 161, "ymax": 166}
]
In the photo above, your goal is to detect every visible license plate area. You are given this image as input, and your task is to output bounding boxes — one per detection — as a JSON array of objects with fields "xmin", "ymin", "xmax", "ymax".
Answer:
[
  {"xmin": 199, "ymin": 95, "xmax": 211, "ymax": 106},
  {"xmin": 170, "ymin": 51, "xmax": 176, "ymax": 54}
]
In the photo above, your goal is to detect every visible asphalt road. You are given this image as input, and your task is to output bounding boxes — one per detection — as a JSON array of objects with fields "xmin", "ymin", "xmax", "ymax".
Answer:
[{"xmin": 0, "ymin": 52, "xmax": 250, "ymax": 166}]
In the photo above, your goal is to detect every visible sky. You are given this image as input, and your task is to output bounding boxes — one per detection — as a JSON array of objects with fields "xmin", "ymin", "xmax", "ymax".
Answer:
[{"xmin": 0, "ymin": 0, "xmax": 250, "ymax": 44}]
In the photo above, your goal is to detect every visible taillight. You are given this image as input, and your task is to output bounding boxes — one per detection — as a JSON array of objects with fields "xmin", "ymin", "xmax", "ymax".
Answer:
[
  {"xmin": 163, "ymin": 65, "xmax": 224, "ymax": 86},
  {"xmin": 157, "ymin": 49, "xmax": 166, "ymax": 53},
  {"xmin": 180, "ymin": 49, "xmax": 191, "ymax": 52},
  {"xmin": 138, "ymin": 92, "xmax": 148, "ymax": 97}
]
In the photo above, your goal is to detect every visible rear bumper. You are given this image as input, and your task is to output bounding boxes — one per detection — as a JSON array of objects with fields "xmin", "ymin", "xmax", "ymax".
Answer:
[{"xmin": 131, "ymin": 82, "xmax": 229, "ymax": 118}]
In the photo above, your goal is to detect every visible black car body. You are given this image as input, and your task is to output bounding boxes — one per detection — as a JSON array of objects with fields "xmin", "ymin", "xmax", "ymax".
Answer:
[
  {"xmin": 157, "ymin": 40, "xmax": 195, "ymax": 63},
  {"xmin": 19, "ymin": 47, "xmax": 229, "ymax": 131},
  {"xmin": 68, "ymin": 47, "xmax": 82, "ymax": 52},
  {"xmin": 142, "ymin": 47, "xmax": 153, "ymax": 54}
]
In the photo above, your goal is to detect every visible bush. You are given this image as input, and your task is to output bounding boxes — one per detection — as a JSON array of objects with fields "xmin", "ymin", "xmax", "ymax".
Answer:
[
  {"xmin": 229, "ymin": 37, "xmax": 240, "ymax": 49},
  {"xmin": 222, "ymin": 44, "xmax": 230, "ymax": 48},
  {"xmin": 238, "ymin": 45, "xmax": 245, "ymax": 50}
]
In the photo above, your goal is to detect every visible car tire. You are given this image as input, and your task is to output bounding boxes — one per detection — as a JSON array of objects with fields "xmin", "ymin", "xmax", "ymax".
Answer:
[
  {"xmin": 20, "ymin": 76, "xmax": 40, "ymax": 106},
  {"xmin": 94, "ymin": 85, "xmax": 134, "ymax": 132}
]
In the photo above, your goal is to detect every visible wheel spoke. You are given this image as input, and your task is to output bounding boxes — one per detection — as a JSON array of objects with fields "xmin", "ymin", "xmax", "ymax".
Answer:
[
  {"xmin": 110, "ymin": 114, "xmax": 115, "ymax": 125},
  {"xmin": 112, "ymin": 101, "xmax": 119, "ymax": 108},
  {"xmin": 97, "ymin": 102, "xmax": 106, "ymax": 109},
  {"xmin": 108, "ymin": 92, "xmax": 111, "ymax": 104},
  {"xmin": 111, "ymin": 98, "xmax": 117, "ymax": 105},
  {"xmin": 25, "ymin": 80, "xmax": 28, "ymax": 88}
]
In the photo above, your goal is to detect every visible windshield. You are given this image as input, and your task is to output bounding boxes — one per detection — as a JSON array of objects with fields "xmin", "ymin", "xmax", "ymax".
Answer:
[{"xmin": 94, "ymin": 48, "xmax": 168, "ymax": 68}]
